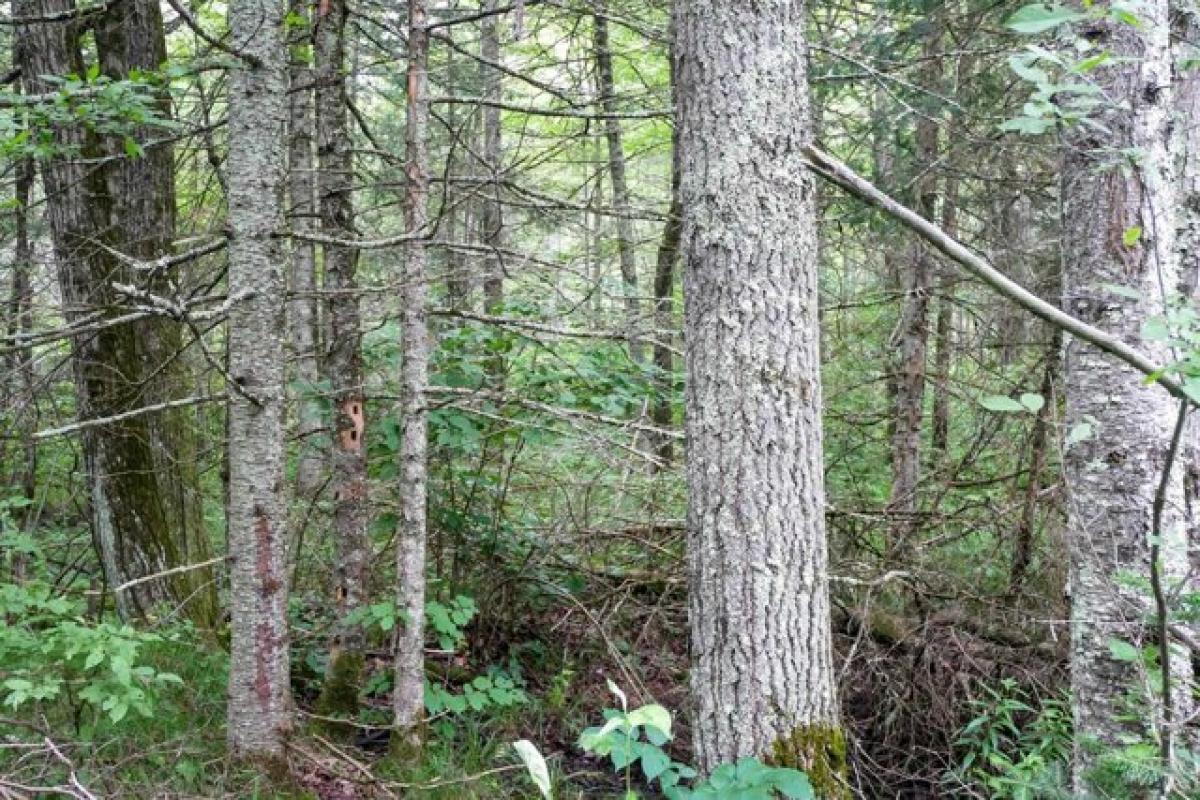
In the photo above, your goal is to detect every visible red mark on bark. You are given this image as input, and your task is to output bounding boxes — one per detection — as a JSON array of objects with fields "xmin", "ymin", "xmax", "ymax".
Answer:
[
  {"xmin": 338, "ymin": 397, "xmax": 365, "ymax": 454},
  {"xmin": 254, "ymin": 620, "xmax": 272, "ymax": 709}
]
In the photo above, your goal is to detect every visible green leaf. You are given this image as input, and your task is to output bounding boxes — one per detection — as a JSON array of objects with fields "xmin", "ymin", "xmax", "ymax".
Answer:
[
  {"xmin": 1108, "ymin": 638, "xmax": 1140, "ymax": 662},
  {"xmin": 999, "ymin": 115, "xmax": 1056, "ymax": 135},
  {"xmin": 771, "ymin": 768, "xmax": 816, "ymax": 799},
  {"xmin": 1066, "ymin": 421, "xmax": 1094, "ymax": 446},
  {"xmin": 1005, "ymin": 3, "xmax": 1087, "ymax": 33},
  {"xmin": 1122, "ymin": 225, "xmax": 1143, "ymax": 247},
  {"xmin": 513, "ymin": 740, "xmax": 553, "ymax": 800},
  {"xmin": 979, "ymin": 395, "xmax": 1026, "ymax": 413},
  {"xmin": 639, "ymin": 743, "xmax": 671, "ymax": 782},
  {"xmin": 1019, "ymin": 393, "xmax": 1045, "ymax": 413},
  {"xmin": 627, "ymin": 704, "xmax": 673, "ymax": 740}
]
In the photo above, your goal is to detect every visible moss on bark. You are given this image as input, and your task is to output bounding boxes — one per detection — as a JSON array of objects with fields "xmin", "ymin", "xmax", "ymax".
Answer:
[
  {"xmin": 314, "ymin": 648, "xmax": 364, "ymax": 737},
  {"xmin": 770, "ymin": 723, "xmax": 851, "ymax": 799}
]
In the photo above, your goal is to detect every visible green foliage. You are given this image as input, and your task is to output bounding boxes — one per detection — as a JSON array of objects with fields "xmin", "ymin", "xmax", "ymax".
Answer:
[
  {"xmin": 952, "ymin": 679, "xmax": 1071, "ymax": 799},
  {"xmin": 571, "ymin": 683, "xmax": 813, "ymax": 800},
  {"xmin": 0, "ymin": 580, "xmax": 184, "ymax": 725}
]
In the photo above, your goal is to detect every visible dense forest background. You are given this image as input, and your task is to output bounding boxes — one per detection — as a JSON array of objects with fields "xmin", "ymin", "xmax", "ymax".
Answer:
[{"xmin": 2, "ymin": 0, "xmax": 1199, "ymax": 797}]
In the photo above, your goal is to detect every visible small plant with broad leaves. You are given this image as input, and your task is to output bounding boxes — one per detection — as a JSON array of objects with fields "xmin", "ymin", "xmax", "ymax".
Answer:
[{"xmin": 515, "ymin": 681, "xmax": 814, "ymax": 800}]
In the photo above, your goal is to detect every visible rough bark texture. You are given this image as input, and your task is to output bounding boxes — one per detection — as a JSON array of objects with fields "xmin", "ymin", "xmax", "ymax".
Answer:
[
  {"xmin": 394, "ymin": 0, "xmax": 430, "ymax": 749},
  {"xmin": 676, "ymin": 2, "xmax": 847, "ymax": 793},
  {"xmin": 225, "ymin": 0, "xmax": 292, "ymax": 761},
  {"xmin": 288, "ymin": 36, "xmax": 325, "ymax": 501},
  {"xmin": 930, "ymin": 177, "xmax": 958, "ymax": 460},
  {"xmin": 314, "ymin": 0, "xmax": 369, "ymax": 718},
  {"xmin": 594, "ymin": 3, "xmax": 643, "ymax": 364},
  {"xmin": 14, "ymin": 0, "xmax": 214, "ymax": 623},
  {"xmin": 1061, "ymin": 1, "xmax": 1193, "ymax": 790}
]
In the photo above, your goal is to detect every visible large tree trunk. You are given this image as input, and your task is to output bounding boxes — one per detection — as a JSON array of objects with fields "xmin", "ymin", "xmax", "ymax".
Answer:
[
  {"xmin": 1061, "ymin": 1, "xmax": 1193, "ymax": 789},
  {"xmin": 394, "ymin": 0, "xmax": 430, "ymax": 751},
  {"xmin": 14, "ymin": 0, "xmax": 213, "ymax": 623},
  {"xmin": 594, "ymin": 3, "xmax": 643, "ymax": 364},
  {"xmin": 314, "ymin": 0, "xmax": 369, "ymax": 718},
  {"xmin": 676, "ymin": 2, "xmax": 847, "ymax": 794},
  {"xmin": 225, "ymin": 0, "xmax": 292, "ymax": 761}
]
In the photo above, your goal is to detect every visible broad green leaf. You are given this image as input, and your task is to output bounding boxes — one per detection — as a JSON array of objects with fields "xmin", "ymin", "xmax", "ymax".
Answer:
[
  {"xmin": 513, "ymin": 740, "xmax": 553, "ymax": 800},
  {"xmin": 627, "ymin": 704, "xmax": 673, "ymax": 740},
  {"xmin": 772, "ymin": 768, "xmax": 816, "ymax": 799},
  {"xmin": 1019, "ymin": 393, "xmax": 1045, "ymax": 413},
  {"xmin": 1005, "ymin": 4, "xmax": 1086, "ymax": 33},
  {"xmin": 1102, "ymin": 283, "xmax": 1142, "ymax": 300},
  {"xmin": 1122, "ymin": 225, "xmax": 1142, "ymax": 247},
  {"xmin": 1108, "ymin": 638, "xmax": 1140, "ymax": 662},
  {"xmin": 979, "ymin": 395, "xmax": 1026, "ymax": 413},
  {"xmin": 638, "ymin": 743, "xmax": 671, "ymax": 781},
  {"xmin": 1066, "ymin": 421, "xmax": 1094, "ymax": 446}
]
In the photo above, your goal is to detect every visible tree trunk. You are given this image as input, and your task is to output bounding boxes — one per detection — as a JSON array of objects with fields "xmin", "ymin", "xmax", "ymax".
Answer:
[
  {"xmin": 4, "ymin": 156, "xmax": 37, "ymax": 576},
  {"xmin": 1061, "ymin": 1, "xmax": 1193, "ymax": 789},
  {"xmin": 14, "ymin": 0, "xmax": 213, "ymax": 623},
  {"xmin": 594, "ymin": 3, "xmax": 643, "ymax": 364},
  {"xmin": 676, "ymin": 3, "xmax": 847, "ymax": 794},
  {"xmin": 930, "ymin": 176, "xmax": 957, "ymax": 460},
  {"xmin": 394, "ymin": 0, "xmax": 430, "ymax": 751},
  {"xmin": 479, "ymin": 0, "xmax": 504, "ymax": 316},
  {"xmin": 225, "ymin": 0, "xmax": 292, "ymax": 761},
  {"xmin": 886, "ymin": 35, "xmax": 938, "ymax": 552},
  {"xmin": 650, "ymin": 69, "xmax": 681, "ymax": 470},
  {"xmin": 314, "ymin": 0, "xmax": 369, "ymax": 718},
  {"xmin": 288, "ymin": 34, "xmax": 324, "ymax": 501}
]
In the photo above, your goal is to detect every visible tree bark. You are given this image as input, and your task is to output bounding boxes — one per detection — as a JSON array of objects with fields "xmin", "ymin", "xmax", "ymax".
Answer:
[
  {"xmin": 225, "ymin": 0, "xmax": 292, "ymax": 761},
  {"xmin": 314, "ymin": 0, "xmax": 369, "ymax": 718},
  {"xmin": 676, "ymin": 2, "xmax": 847, "ymax": 793},
  {"xmin": 1060, "ymin": 1, "xmax": 1193, "ymax": 789},
  {"xmin": 886, "ymin": 32, "xmax": 939, "ymax": 552},
  {"xmin": 288, "ymin": 31, "xmax": 324, "ymax": 502},
  {"xmin": 594, "ymin": 2, "xmax": 643, "ymax": 364},
  {"xmin": 479, "ymin": 0, "xmax": 504, "ymax": 316},
  {"xmin": 394, "ymin": 0, "xmax": 430, "ymax": 751},
  {"xmin": 14, "ymin": 0, "xmax": 214, "ymax": 623},
  {"xmin": 649, "ymin": 64, "xmax": 681, "ymax": 470}
]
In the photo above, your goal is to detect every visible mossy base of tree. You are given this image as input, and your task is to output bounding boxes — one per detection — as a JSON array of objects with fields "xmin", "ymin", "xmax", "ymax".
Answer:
[
  {"xmin": 388, "ymin": 722, "xmax": 426, "ymax": 762},
  {"xmin": 313, "ymin": 649, "xmax": 364, "ymax": 738},
  {"xmin": 770, "ymin": 723, "xmax": 850, "ymax": 799}
]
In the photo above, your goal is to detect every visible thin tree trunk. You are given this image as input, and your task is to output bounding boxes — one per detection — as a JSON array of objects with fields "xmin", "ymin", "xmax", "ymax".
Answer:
[
  {"xmin": 314, "ymin": 0, "xmax": 369, "ymax": 718},
  {"xmin": 594, "ymin": 3, "xmax": 642, "ymax": 364},
  {"xmin": 676, "ymin": 3, "xmax": 847, "ymax": 793},
  {"xmin": 394, "ymin": 0, "xmax": 430, "ymax": 751},
  {"xmin": 288, "ymin": 30, "xmax": 324, "ymax": 501},
  {"xmin": 1009, "ymin": 335, "xmax": 1059, "ymax": 595},
  {"xmin": 930, "ymin": 176, "xmax": 957, "ymax": 459},
  {"xmin": 650, "ymin": 77, "xmax": 681, "ymax": 470},
  {"xmin": 225, "ymin": 0, "xmax": 292, "ymax": 761},
  {"xmin": 479, "ymin": 0, "xmax": 504, "ymax": 315},
  {"xmin": 4, "ymin": 156, "xmax": 37, "ymax": 580},
  {"xmin": 886, "ymin": 47, "xmax": 937, "ymax": 551},
  {"xmin": 1060, "ymin": 1, "xmax": 1193, "ymax": 789}
]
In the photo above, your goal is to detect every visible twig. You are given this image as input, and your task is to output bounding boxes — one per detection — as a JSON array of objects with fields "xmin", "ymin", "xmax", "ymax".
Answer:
[
  {"xmin": 34, "ymin": 396, "xmax": 219, "ymax": 440},
  {"xmin": 112, "ymin": 555, "xmax": 229, "ymax": 595}
]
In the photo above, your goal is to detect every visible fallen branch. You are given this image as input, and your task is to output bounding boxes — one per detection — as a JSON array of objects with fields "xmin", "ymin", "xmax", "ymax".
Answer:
[
  {"xmin": 802, "ymin": 144, "xmax": 1191, "ymax": 403},
  {"xmin": 112, "ymin": 555, "xmax": 229, "ymax": 595}
]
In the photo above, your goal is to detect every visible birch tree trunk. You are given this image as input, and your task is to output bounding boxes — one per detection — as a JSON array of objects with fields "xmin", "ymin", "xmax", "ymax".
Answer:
[
  {"xmin": 676, "ymin": 2, "xmax": 847, "ymax": 793},
  {"xmin": 1061, "ymin": 1, "xmax": 1193, "ymax": 790},
  {"xmin": 225, "ymin": 0, "xmax": 292, "ymax": 761},
  {"xmin": 393, "ymin": 0, "xmax": 430, "ymax": 751},
  {"xmin": 314, "ymin": 0, "xmax": 369, "ymax": 718},
  {"xmin": 594, "ymin": 3, "xmax": 643, "ymax": 364}
]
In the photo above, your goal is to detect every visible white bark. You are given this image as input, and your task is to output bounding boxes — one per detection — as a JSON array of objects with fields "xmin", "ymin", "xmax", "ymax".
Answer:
[
  {"xmin": 225, "ymin": 0, "xmax": 292, "ymax": 760},
  {"xmin": 1060, "ymin": 1, "xmax": 1193, "ymax": 791},
  {"xmin": 393, "ymin": 0, "xmax": 430, "ymax": 745}
]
